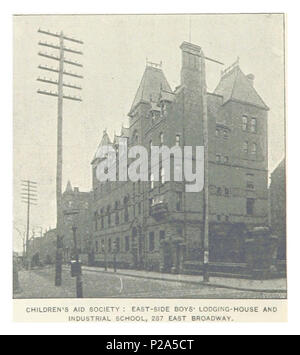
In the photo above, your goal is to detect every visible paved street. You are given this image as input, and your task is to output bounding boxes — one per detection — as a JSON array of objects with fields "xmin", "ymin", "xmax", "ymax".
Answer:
[{"xmin": 14, "ymin": 266, "xmax": 286, "ymax": 299}]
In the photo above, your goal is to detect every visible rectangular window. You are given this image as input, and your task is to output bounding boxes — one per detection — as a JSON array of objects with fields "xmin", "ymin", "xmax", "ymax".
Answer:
[
  {"xmin": 247, "ymin": 198, "xmax": 255, "ymax": 215},
  {"xmin": 125, "ymin": 236, "xmax": 130, "ymax": 252},
  {"xmin": 251, "ymin": 143, "xmax": 257, "ymax": 155},
  {"xmin": 216, "ymin": 154, "xmax": 221, "ymax": 163},
  {"xmin": 160, "ymin": 132, "xmax": 164, "ymax": 145},
  {"xmin": 243, "ymin": 141, "xmax": 248, "ymax": 153},
  {"xmin": 108, "ymin": 238, "xmax": 112, "ymax": 253},
  {"xmin": 246, "ymin": 174, "xmax": 255, "ymax": 190},
  {"xmin": 115, "ymin": 212, "xmax": 119, "ymax": 225},
  {"xmin": 138, "ymin": 202, "xmax": 142, "ymax": 215},
  {"xmin": 251, "ymin": 118, "xmax": 257, "ymax": 133},
  {"xmin": 242, "ymin": 116, "xmax": 248, "ymax": 131},
  {"xmin": 216, "ymin": 129, "xmax": 220, "ymax": 137},
  {"xmin": 149, "ymin": 232, "xmax": 155, "ymax": 252},
  {"xmin": 176, "ymin": 135, "xmax": 181, "ymax": 146},
  {"xmin": 95, "ymin": 241, "xmax": 99, "ymax": 253}
]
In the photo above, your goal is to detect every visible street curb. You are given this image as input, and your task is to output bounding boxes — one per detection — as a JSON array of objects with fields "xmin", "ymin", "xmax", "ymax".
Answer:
[{"xmin": 81, "ymin": 266, "xmax": 287, "ymax": 294}]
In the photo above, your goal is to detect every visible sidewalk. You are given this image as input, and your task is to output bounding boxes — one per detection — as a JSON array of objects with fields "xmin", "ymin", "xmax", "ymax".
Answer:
[{"xmin": 82, "ymin": 265, "xmax": 287, "ymax": 293}]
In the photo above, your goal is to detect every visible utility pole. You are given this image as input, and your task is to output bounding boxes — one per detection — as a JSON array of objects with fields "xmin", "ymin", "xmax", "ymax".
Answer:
[
  {"xmin": 21, "ymin": 180, "xmax": 37, "ymax": 267},
  {"xmin": 37, "ymin": 29, "xmax": 83, "ymax": 286},
  {"xmin": 199, "ymin": 50, "xmax": 224, "ymax": 283}
]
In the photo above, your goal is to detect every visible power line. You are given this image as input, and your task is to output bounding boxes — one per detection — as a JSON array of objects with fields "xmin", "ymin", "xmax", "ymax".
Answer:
[{"xmin": 37, "ymin": 29, "xmax": 83, "ymax": 287}]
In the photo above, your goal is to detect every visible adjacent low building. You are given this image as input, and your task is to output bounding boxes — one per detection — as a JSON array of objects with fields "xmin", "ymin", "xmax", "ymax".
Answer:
[{"xmin": 27, "ymin": 228, "xmax": 57, "ymax": 266}]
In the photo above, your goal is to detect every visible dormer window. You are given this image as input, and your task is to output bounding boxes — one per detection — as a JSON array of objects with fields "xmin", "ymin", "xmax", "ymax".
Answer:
[
  {"xmin": 160, "ymin": 132, "xmax": 164, "ymax": 145},
  {"xmin": 132, "ymin": 130, "xmax": 139, "ymax": 145}
]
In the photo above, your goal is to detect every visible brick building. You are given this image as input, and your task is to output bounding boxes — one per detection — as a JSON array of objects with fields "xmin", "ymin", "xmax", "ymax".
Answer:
[
  {"xmin": 91, "ymin": 41, "xmax": 269, "ymax": 272},
  {"xmin": 27, "ymin": 228, "xmax": 57, "ymax": 266},
  {"xmin": 61, "ymin": 181, "xmax": 93, "ymax": 264}
]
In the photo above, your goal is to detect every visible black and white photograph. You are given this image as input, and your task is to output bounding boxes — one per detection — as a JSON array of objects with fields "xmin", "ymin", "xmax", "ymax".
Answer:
[{"xmin": 12, "ymin": 13, "xmax": 287, "ymax": 323}]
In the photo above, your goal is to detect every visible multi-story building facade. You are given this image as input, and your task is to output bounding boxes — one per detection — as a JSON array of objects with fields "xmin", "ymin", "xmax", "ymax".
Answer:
[
  {"xmin": 91, "ymin": 41, "xmax": 269, "ymax": 272},
  {"xmin": 27, "ymin": 228, "xmax": 57, "ymax": 266},
  {"xmin": 61, "ymin": 181, "xmax": 93, "ymax": 264}
]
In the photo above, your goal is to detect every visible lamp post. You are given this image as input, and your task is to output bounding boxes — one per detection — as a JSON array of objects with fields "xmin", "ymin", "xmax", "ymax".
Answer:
[{"xmin": 64, "ymin": 208, "xmax": 83, "ymax": 298}]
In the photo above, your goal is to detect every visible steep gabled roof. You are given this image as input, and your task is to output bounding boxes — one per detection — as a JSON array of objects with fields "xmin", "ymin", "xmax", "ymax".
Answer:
[
  {"xmin": 214, "ymin": 66, "xmax": 269, "ymax": 110},
  {"xmin": 130, "ymin": 65, "xmax": 172, "ymax": 113},
  {"xmin": 92, "ymin": 130, "xmax": 113, "ymax": 163},
  {"xmin": 65, "ymin": 180, "xmax": 73, "ymax": 193},
  {"xmin": 120, "ymin": 125, "xmax": 129, "ymax": 138}
]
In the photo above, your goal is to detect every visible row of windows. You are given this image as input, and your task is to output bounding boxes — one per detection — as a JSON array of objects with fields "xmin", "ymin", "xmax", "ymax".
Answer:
[
  {"xmin": 95, "ymin": 193, "xmax": 182, "ymax": 230},
  {"xmin": 95, "ymin": 231, "xmax": 166, "ymax": 253},
  {"xmin": 149, "ymin": 134, "xmax": 181, "ymax": 149},
  {"xmin": 243, "ymin": 141, "xmax": 257, "ymax": 155},
  {"xmin": 215, "ymin": 198, "xmax": 256, "ymax": 220}
]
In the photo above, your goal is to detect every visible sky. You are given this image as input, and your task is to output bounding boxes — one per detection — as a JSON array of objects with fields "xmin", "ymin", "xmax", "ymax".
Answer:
[{"xmin": 13, "ymin": 14, "xmax": 285, "ymax": 252}]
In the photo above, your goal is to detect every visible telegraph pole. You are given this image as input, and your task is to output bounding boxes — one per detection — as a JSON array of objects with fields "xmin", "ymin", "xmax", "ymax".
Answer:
[
  {"xmin": 21, "ymin": 180, "xmax": 37, "ymax": 266},
  {"xmin": 199, "ymin": 50, "xmax": 224, "ymax": 283},
  {"xmin": 37, "ymin": 29, "xmax": 83, "ymax": 286}
]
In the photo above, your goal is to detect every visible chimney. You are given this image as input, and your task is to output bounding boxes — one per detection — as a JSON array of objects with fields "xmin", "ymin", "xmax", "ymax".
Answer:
[
  {"xmin": 180, "ymin": 42, "xmax": 203, "ymax": 89},
  {"xmin": 246, "ymin": 73, "xmax": 255, "ymax": 86}
]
